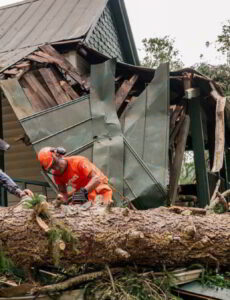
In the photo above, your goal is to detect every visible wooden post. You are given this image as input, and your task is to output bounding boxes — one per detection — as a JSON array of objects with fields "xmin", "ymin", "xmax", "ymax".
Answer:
[
  {"xmin": 188, "ymin": 92, "xmax": 210, "ymax": 207},
  {"xmin": 169, "ymin": 115, "xmax": 190, "ymax": 204},
  {"xmin": 115, "ymin": 75, "xmax": 138, "ymax": 115}
]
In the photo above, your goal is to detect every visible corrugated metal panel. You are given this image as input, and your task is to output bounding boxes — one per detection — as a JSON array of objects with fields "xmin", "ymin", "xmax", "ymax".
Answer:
[
  {"xmin": 90, "ymin": 59, "xmax": 124, "ymax": 205},
  {"xmin": 0, "ymin": 0, "xmax": 107, "ymax": 68},
  {"xmin": 20, "ymin": 94, "xmax": 94, "ymax": 199},
  {"xmin": 88, "ymin": 60, "xmax": 168, "ymax": 208},
  {"xmin": 21, "ymin": 96, "xmax": 92, "ymax": 149},
  {"xmin": 123, "ymin": 63, "xmax": 169, "ymax": 209}
]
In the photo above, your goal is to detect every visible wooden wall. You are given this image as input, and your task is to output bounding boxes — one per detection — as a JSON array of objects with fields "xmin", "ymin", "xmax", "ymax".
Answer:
[{"xmin": 2, "ymin": 96, "xmax": 55, "ymax": 206}]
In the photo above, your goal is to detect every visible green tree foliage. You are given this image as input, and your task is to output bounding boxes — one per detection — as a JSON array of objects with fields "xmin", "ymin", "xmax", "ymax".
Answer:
[
  {"xmin": 200, "ymin": 269, "xmax": 230, "ymax": 289},
  {"xmin": 194, "ymin": 63, "xmax": 230, "ymax": 96},
  {"xmin": 179, "ymin": 152, "xmax": 196, "ymax": 185},
  {"xmin": 141, "ymin": 36, "xmax": 184, "ymax": 70},
  {"xmin": 194, "ymin": 19, "xmax": 230, "ymax": 97},
  {"xmin": 216, "ymin": 20, "xmax": 230, "ymax": 55}
]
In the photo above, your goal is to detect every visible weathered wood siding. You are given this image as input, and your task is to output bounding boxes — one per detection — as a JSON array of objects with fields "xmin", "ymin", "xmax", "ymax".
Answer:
[{"xmin": 2, "ymin": 96, "xmax": 55, "ymax": 206}]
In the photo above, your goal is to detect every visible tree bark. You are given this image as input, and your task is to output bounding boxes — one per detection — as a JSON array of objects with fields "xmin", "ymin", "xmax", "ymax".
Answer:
[{"xmin": 1, "ymin": 203, "xmax": 230, "ymax": 270}]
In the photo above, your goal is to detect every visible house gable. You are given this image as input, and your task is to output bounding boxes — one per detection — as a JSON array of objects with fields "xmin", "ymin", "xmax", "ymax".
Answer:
[
  {"xmin": 87, "ymin": 0, "xmax": 139, "ymax": 65},
  {"xmin": 87, "ymin": 5, "xmax": 125, "ymax": 63}
]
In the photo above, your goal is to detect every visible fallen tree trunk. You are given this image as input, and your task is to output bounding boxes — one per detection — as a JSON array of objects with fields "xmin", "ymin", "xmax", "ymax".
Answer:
[{"xmin": 1, "ymin": 203, "xmax": 230, "ymax": 270}]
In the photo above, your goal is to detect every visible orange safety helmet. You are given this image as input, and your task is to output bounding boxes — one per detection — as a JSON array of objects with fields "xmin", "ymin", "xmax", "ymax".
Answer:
[{"xmin": 37, "ymin": 147, "xmax": 54, "ymax": 170}]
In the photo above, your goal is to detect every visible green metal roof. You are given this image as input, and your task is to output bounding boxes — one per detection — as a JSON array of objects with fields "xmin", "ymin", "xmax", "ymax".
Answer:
[{"xmin": 0, "ymin": 0, "xmax": 139, "ymax": 70}]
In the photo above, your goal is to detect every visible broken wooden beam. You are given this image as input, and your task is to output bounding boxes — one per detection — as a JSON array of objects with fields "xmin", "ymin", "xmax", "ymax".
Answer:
[
  {"xmin": 20, "ymin": 79, "xmax": 46, "ymax": 112},
  {"xmin": 3, "ymin": 68, "xmax": 19, "ymax": 75},
  {"xmin": 39, "ymin": 68, "xmax": 71, "ymax": 104},
  {"xmin": 23, "ymin": 71, "xmax": 57, "ymax": 108},
  {"xmin": 16, "ymin": 66, "xmax": 30, "ymax": 80},
  {"xmin": 115, "ymin": 75, "xmax": 138, "ymax": 112},
  {"xmin": 170, "ymin": 105, "xmax": 184, "ymax": 135},
  {"xmin": 33, "ymin": 50, "xmax": 60, "ymax": 64},
  {"xmin": 27, "ymin": 54, "xmax": 50, "ymax": 64},
  {"xmin": 39, "ymin": 45, "xmax": 87, "ymax": 91},
  {"xmin": 60, "ymin": 80, "xmax": 79, "ymax": 100},
  {"xmin": 15, "ymin": 61, "xmax": 31, "ymax": 68},
  {"xmin": 169, "ymin": 113, "xmax": 185, "ymax": 146},
  {"xmin": 169, "ymin": 115, "xmax": 190, "ymax": 204}
]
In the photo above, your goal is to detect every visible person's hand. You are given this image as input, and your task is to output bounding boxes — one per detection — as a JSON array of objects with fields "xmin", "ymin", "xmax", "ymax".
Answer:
[
  {"xmin": 56, "ymin": 193, "xmax": 68, "ymax": 203},
  {"xmin": 53, "ymin": 194, "xmax": 68, "ymax": 207},
  {"xmin": 19, "ymin": 189, "xmax": 34, "ymax": 198}
]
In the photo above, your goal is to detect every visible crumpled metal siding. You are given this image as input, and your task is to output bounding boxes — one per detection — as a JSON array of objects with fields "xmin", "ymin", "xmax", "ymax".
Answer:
[
  {"xmin": 1, "ymin": 60, "xmax": 169, "ymax": 209},
  {"xmin": 90, "ymin": 59, "xmax": 124, "ymax": 205},
  {"xmin": 0, "ymin": 78, "xmax": 93, "ymax": 157},
  {"xmin": 21, "ymin": 96, "xmax": 93, "ymax": 155},
  {"xmin": 88, "ymin": 60, "xmax": 168, "ymax": 208},
  {"xmin": 143, "ymin": 63, "xmax": 169, "ymax": 187},
  {"xmin": 123, "ymin": 63, "xmax": 169, "ymax": 208},
  {"xmin": 123, "ymin": 138, "xmax": 166, "ymax": 209},
  {"xmin": 123, "ymin": 63, "xmax": 169, "ymax": 186}
]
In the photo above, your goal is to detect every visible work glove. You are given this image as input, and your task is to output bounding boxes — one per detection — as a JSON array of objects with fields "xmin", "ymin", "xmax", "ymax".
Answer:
[{"xmin": 80, "ymin": 188, "xmax": 88, "ymax": 200}]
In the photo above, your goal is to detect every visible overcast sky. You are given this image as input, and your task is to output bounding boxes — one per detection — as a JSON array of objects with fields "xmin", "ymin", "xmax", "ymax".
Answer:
[
  {"xmin": 1, "ymin": 0, "xmax": 230, "ymax": 67},
  {"xmin": 124, "ymin": 0, "xmax": 230, "ymax": 66}
]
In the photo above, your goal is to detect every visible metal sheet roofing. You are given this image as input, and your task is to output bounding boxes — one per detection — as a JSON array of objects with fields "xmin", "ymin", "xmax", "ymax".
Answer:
[
  {"xmin": 0, "ymin": 0, "xmax": 107, "ymax": 69},
  {"xmin": 0, "ymin": 46, "xmax": 36, "ymax": 70}
]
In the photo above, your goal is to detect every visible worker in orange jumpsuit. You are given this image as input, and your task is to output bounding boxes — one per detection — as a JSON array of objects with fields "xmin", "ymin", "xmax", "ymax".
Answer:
[{"xmin": 37, "ymin": 147, "xmax": 113, "ymax": 205}]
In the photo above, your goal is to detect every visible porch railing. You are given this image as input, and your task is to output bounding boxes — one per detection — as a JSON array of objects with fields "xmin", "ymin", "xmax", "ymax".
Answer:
[{"xmin": 0, "ymin": 178, "xmax": 50, "ymax": 207}]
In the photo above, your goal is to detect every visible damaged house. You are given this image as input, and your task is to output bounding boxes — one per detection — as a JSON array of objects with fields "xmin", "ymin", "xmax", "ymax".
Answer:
[{"xmin": 0, "ymin": 0, "xmax": 229, "ymax": 209}]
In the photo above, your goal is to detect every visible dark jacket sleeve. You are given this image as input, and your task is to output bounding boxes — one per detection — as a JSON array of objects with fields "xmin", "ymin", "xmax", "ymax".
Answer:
[{"xmin": 0, "ymin": 170, "xmax": 21, "ymax": 197}]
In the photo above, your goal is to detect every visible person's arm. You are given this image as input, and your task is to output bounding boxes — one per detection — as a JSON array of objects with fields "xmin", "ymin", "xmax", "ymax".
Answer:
[
  {"xmin": 79, "ymin": 171, "xmax": 101, "ymax": 200},
  {"xmin": 56, "ymin": 183, "xmax": 68, "ymax": 203},
  {"xmin": 0, "ymin": 170, "xmax": 33, "ymax": 198},
  {"xmin": 84, "ymin": 171, "xmax": 101, "ymax": 193},
  {"xmin": 76, "ymin": 160, "xmax": 101, "ymax": 199}
]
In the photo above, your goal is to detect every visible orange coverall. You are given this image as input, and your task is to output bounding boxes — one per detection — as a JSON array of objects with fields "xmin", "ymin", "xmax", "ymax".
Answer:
[{"xmin": 53, "ymin": 156, "xmax": 112, "ymax": 204}]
